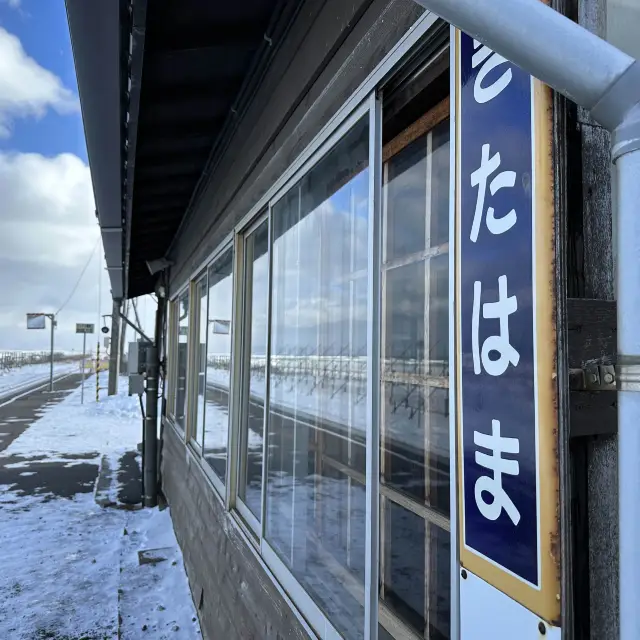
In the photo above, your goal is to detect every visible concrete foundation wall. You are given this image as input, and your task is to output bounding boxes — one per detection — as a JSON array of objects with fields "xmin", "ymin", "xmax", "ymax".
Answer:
[{"xmin": 161, "ymin": 422, "xmax": 311, "ymax": 640}]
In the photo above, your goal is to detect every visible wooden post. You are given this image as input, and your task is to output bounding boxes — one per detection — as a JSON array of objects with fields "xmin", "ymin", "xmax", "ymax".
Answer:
[{"xmin": 96, "ymin": 342, "xmax": 100, "ymax": 402}]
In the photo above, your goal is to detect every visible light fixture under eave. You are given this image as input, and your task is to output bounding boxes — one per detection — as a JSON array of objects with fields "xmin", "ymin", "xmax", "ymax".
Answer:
[{"xmin": 146, "ymin": 257, "xmax": 174, "ymax": 276}]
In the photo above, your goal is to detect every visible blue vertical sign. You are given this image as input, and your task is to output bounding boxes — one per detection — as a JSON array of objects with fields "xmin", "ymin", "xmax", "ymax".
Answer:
[{"xmin": 458, "ymin": 32, "xmax": 539, "ymax": 587}]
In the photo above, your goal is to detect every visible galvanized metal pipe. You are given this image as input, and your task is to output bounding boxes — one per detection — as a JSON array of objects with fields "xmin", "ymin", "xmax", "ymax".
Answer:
[
  {"xmin": 412, "ymin": 0, "xmax": 636, "ymax": 121},
  {"xmin": 144, "ymin": 343, "xmax": 158, "ymax": 507},
  {"xmin": 615, "ymin": 146, "xmax": 640, "ymax": 640}
]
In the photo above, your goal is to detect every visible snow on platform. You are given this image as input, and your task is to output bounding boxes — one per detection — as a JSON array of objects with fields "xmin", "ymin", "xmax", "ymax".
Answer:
[
  {"xmin": 0, "ymin": 374, "xmax": 142, "ymax": 469},
  {"xmin": 0, "ymin": 377, "xmax": 201, "ymax": 639},
  {"xmin": 0, "ymin": 362, "xmax": 77, "ymax": 401}
]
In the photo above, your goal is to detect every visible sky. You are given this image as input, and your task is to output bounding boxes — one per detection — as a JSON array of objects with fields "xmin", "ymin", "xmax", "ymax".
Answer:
[{"xmin": 0, "ymin": 0, "xmax": 154, "ymax": 353}]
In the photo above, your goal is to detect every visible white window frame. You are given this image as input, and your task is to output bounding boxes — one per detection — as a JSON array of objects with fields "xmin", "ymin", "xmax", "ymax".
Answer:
[
  {"xmin": 231, "ymin": 98, "xmax": 374, "ymax": 636},
  {"xmin": 187, "ymin": 270, "xmax": 208, "ymax": 456},
  {"xmin": 198, "ymin": 239, "xmax": 237, "ymax": 500},
  {"xmin": 165, "ymin": 299, "xmax": 178, "ymax": 420},
  {"xmin": 232, "ymin": 210, "xmax": 270, "ymax": 537},
  {"xmin": 173, "ymin": 283, "xmax": 191, "ymax": 439}
]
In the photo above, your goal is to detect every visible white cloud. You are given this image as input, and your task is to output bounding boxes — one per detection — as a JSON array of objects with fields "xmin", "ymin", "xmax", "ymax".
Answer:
[
  {"xmin": 0, "ymin": 26, "xmax": 78, "ymax": 138},
  {"xmin": 0, "ymin": 152, "xmax": 96, "ymax": 266},
  {"xmin": 1, "ymin": 0, "xmax": 21, "ymax": 8},
  {"xmin": 0, "ymin": 150, "xmax": 116, "ymax": 351}
]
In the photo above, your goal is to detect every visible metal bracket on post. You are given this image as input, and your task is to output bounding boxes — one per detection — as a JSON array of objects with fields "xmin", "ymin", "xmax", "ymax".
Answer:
[
  {"xmin": 570, "ymin": 365, "xmax": 617, "ymax": 391},
  {"xmin": 119, "ymin": 311, "xmax": 153, "ymax": 344},
  {"xmin": 570, "ymin": 362, "xmax": 640, "ymax": 393}
]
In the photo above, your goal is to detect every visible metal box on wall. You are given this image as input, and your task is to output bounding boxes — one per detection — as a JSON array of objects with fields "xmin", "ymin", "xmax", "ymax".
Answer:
[{"xmin": 128, "ymin": 341, "xmax": 148, "ymax": 396}]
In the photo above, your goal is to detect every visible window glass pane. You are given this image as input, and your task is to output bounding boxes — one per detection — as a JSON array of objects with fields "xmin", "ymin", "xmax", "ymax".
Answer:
[
  {"xmin": 382, "ymin": 384, "xmax": 449, "ymax": 513},
  {"xmin": 385, "ymin": 137, "xmax": 427, "ymax": 260},
  {"xmin": 380, "ymin": 108, "xmax": 450, "ymax": 639},
  {"xmin": 204, "ymin": 247, "xmax": 234, "ymax": 484},
  {"xmin": 192, "ymin": 277, "xmax": 208, "ymax": 447},
  {"xmin": 265, "ymin": 117, "xmax": 369, "ymax": 640},
  {"xmin": 238, "ymin": 220, "xmax": 269, "ymax": 521},
  {"xmin": 166, "ymin": 301, "xmax": 177, "ymax": 416},
  {"xmin": 380, "ymin": 502, "xmax": 450, "ymax": 640},
  {"xmin": 176, "ymin": 291, "xmax": 190, "ymax": 430}
]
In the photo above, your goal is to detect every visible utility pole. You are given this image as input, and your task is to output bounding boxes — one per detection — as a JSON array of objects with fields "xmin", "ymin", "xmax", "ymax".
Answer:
[
  {"xmin": 48, "ymin": 313, "xmax": 55, "ymax": 392},
  {"xmin": 143, "ymin": 342, "xmax": 158, "ymax": 507},
  {"xmin": 80, "ymin": 331, "xmax": 87, "ymax": 404},
  {"xmin": 119, "ymin": 299, "xmax": 129, "ymax": 373},
  {"xmin": 108, "ymin": 299, "xmax": 121, "ymax": 395}
]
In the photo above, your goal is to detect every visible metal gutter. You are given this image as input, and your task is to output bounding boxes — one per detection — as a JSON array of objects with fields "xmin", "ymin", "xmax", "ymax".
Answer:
[
  {"xmin": 123, "ymin": 0, "xmax": 148, "ymax": 301},
  {"xmin": 65, "ymin": 0, "xmax": 124, "ymax": 298}
]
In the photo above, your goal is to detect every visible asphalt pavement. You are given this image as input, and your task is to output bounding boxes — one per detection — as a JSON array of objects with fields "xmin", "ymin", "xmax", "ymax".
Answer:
[{"xmin": 0, "ymin": 372, "xmax": 142, "ymax": 505}]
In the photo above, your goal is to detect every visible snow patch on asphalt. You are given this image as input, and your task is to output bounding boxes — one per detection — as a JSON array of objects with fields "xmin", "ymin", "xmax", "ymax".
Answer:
[{"xmin": 0, "ymin": 377, "xmax": 143, "ymax": 466}]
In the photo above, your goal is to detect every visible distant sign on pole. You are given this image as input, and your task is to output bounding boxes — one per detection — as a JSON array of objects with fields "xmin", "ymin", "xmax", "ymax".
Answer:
[
  {"xmin": 76, "ymin": 323, "xmax": 95, "ymax": 334},
  {"xmin": 101, "ymin": 326, "xmax": 109, "ymax": 334},
  {"xmin": 104, "ymin": 337, "xmax": 110, "ymax": 349},
  {"xmin": 211, "ymin": 319, "xmax": 231, "ymax": 335},
  {"xmin": 26, "ymin": 314, "xmax": 46, "ymax": 330}
]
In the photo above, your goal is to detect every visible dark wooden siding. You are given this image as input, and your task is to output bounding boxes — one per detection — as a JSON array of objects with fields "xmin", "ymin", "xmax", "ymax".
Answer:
[
  {"xmin": 167, "ymin": 0, "xmax": 425, "ymax": 292},
  {"xmin": 161, "ymin": 423, "xmax": 311, "ymax": 640}
]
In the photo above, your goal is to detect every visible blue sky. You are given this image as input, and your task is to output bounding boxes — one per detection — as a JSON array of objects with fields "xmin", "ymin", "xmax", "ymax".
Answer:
[
  {"xmin": 0, "ymin": 0, "xmax": 86, "ymax": 159},
  {"xmin": 0, "ymin": 0, "xmax": 113, "ymax": 352},
  {"xmin": 0, "ymin": 0, "xmax": 156, "ymax": 351}
]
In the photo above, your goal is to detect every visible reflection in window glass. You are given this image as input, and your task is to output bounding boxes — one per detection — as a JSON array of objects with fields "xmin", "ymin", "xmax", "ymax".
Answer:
[
  {"xmin": 238, "ymin": 220, "xmax": 269, "ymax": 521},
  {"xmin": 176, "ymin": 291, "xmax": 190, "ymax": 431},
  {"xmin": 203, "ymin": 247, "xmax": 234, "ymax": 484},
  {"xmin": 265, "ymin": 118, "xmax": 369, "ymax": 639},
  {"xmin": 380, "ymin": 114, "xmax": 450, "ymax": 639},
  {"xmin": 166, "ymin": 301, "xmax": 177, "ymax": 417},
  {"xmin": 192, "ymin": 276, "xmax": 208, "ymax": 448}
]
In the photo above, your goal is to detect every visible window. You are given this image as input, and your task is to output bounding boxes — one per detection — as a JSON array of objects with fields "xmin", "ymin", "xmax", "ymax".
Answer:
[
  {"xmin": 176, "ymin": 289, "xmax": 190, "ymax": 431},
  {"xmin": 191, "ymin": 274, "xmax": 208, "ymax": 450},
  {"xmin": 166, "ymin": 300, "xmax": 178, "ymax": 418},
  {"xmin": 237, "ymin": 217, "xmax": 270, "ymax": 526},
  {"xmin": 379, "ymin": 99, "xmax": 451, "ymax": 639},
  {"xmin": 203, "ymin": 246, "xmax": 234, "ymax": 485},
  {"xmin": 265, "ymin": 117, "xmax": 370, "ymax": 639},
  {"xmin": 164, "ymin": 32, "xmax": 453, "ymax": 640}
]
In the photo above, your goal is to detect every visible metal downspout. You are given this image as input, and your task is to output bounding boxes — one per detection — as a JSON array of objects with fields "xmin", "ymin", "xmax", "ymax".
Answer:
[{"xmin": 411, "ymin": 0, "xmax": 640, "ymax": 637}]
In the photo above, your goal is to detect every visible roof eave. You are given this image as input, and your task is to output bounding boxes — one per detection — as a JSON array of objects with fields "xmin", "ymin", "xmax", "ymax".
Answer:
[{"xmin": 66, "ymin": 0, "xmax": 125, "ymax": 299}]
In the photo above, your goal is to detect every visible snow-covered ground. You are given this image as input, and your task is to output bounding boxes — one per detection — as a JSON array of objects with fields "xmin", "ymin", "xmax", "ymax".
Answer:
[
  {"xmin": 0, "ymin": 374, "xmax": 140, "ymax": 469},
  {"xmin": 0, "ymin": 362, "xmax": 77, "ymax": 400},
  {"xmin": 0, "ymin": 377, "xmax": 201, "ymax": 639}
]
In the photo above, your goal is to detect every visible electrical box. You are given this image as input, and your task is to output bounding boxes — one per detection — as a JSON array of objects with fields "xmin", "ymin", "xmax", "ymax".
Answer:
[
  {"xmin": 129, "ymin": 374, "xmax": 145, "ymax": 396},
  {"xmin": 128, "ymin": 341, "xmax": 147, "ymax": 375},
  {"xmin": 128, "ymin": 341, "xmax": 148, "ymax": 396}
]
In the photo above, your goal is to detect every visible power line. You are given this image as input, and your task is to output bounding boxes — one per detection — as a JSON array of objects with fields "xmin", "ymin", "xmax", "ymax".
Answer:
[
  {"xmin": 97, "ymin": 241, "xmax": 103, "ymax": 331},
  {"xmin": 56, "ymin": 237, "xmax": 100, "ymax": 315}
]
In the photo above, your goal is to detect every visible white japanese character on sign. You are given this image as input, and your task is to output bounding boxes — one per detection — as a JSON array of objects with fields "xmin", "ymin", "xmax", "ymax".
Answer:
[
  {"xmin": 472, "ymin": 275, "xmax": 520, "ymax": 376},
  {"xmin": 474, "ymin": 419, "xmax": 521, "ymax": 525},
  {"xmin": 470, "ymin": 144, "xmax": 517, "ymax": 243},
  {"xmin": 472, "ymin": 39, "xmax": 513, "ymax": 104}
]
